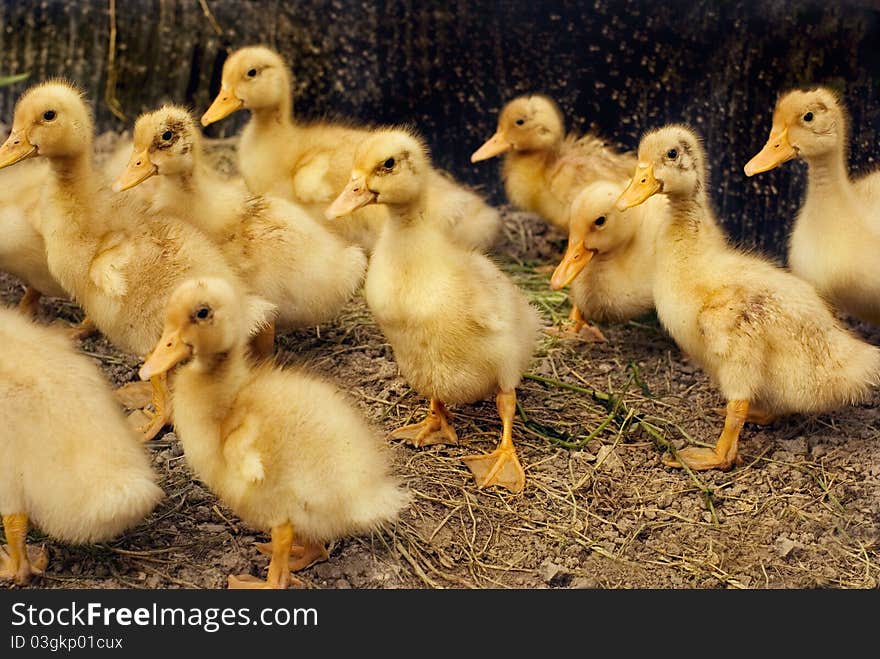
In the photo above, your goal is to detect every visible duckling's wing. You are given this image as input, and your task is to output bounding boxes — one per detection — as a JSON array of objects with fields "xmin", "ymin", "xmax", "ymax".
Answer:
[
  {"xmin": 222, "ymin": 410, "xmax": 265, "ymax": 484},
  {"xmin": 697, "ymin": 285, "xmax": 770, "ymax": 360},
  {"xmin": 88, "ymin": 231, "xmax": 134, "ymax": 298}
]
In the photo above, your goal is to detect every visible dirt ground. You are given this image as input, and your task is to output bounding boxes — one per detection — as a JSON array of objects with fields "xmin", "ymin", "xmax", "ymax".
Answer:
[{"xmin": 3, "ymin": 137, "xmax": 879, "ymax": 591}]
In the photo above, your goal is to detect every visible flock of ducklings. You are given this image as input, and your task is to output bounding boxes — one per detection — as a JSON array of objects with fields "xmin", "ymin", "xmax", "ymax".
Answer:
[{"xmin": 0, "ymin": 43, "xmax": 878, "ymax": 589}]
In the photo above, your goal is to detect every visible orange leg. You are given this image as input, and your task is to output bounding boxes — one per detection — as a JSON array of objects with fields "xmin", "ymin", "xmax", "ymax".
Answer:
[
  {"xmin": 390, "ymin": 398, "xmax": 459, "ymax": 447},
  {"xmin": 713, "ymin": 403, "xmax": 776, "ymax": 426},
  {"xmin": 17, "ymin": 286, "xmax": 42, "ymax": 317},
  {"xmin": 250, "ymin": 320, "xmax": 276, "ymax": 359},
  {"xmin": 229, "ymin": 522, "xmax": 303, "ymax": 589},
  {"xmin": 0, "ymin": 514, "xmax": 48, "ymax": 586},
  {"xmin": 134, "ymin": 373, "xmax": 173, "ymax": 441},
  {"xmin": 462, "ymin": 389, "xmax": 526, "ymax": 493},
  {"xmin": 666, "ymin": 399, "xmax": 749, "ymax": 471},
  {"xmin": 255, "ymin": 538, "xmax": 329, "ymax": 571}
]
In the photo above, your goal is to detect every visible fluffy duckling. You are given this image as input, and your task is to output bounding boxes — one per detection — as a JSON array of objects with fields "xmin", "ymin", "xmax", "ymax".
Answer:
[
  {"xmin": 114, "ymin": 105, "xmax": 366, "ymax": 342},
  {"xmin": 327, "ymin": 129, "xmax": 541, "ymax": 494},
  {"xmin": 549, "ymin": 180, "xmax": 665, "ymax": 336},
  {"xmin": 0, "ymin": 81, "xmax": 243, "ymax": 440},
  {"xmin": 617, "ymin": 124, "xmax": 880, "ymax": 471},
  {"xmin": 0, "ymin": 306, "xmax": 162, "ymax": 585},
  {"xmin": 0, "ymin": 158, "xmax": 69, "ymax": 315},
  {"xmin": 471, "ymin": 94, "xmax": 636, "ymax": 233},
  {"xmin": 744, "ymin": 87, "xmax": 880, "ymax": 324},
  {"xmin": 200, "ymin": 45, "xmax": 500, "ymax": 253},
  {"xmin": 139, "ymin": 277, "xmax": 408, "ymax": 589}
]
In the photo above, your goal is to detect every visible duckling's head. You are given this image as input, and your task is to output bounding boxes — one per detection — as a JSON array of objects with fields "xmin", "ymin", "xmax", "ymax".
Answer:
[
  {"xmin": 0, "ymin": 80, "xmax": 93, "ymax": 169},
  {"xmin": 325, "ymin": 128, "xmax": 430, "ymax": 219},
  {"xmin": 200, "ymin": 46, "xmax": 291, "ymax": 126},
  {"xmin": 471, "ymin": 94, "xmax": 564, "ymax": 162},
  {"xmin": 744, "ymin": 87, "xmax": 846, "ymax": 176},
  {"xmin": 114, "ymin": 105, "xmax": 200, "ymax": 192},
  {"xmin": 550, "ymin": 180, "xmax": 636, "ymax": 289},
  {"xmin": 139, "ymin": 277, "xmax": 276, "ymax": 380},
  {"xmin": 616, "ymin": 125, "xmax": 705, "ymax": 210}
]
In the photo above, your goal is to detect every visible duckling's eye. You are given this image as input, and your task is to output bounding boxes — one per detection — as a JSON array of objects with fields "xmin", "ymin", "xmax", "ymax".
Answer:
[
  {"xmin": 43, "ymin": 110, "xmax": 56, "ymax": 122},
  {"xmin": 161, "ymin": 130, "xmax": 173, "ymax": 141},
  {"xmin": 195, "ymin": 306, "xmax": 212, "ymax": 321},
  {"xmin": 594, "ymin": 215, "xmax": 606, "ymax": 227},
  {"xmin": 247, "ymin": 68, "xmax": 258, "ymax": 78},
  {"xmin": 515, "ymin": 118, "xmax": 525, "ymax": 126},
  {"xmin": 666, "ymin": 148, "xmax": 678, "ymax": 160},
  {"xmin": 383, "ymin": 157, "xmax": 395, "ymax": 170},
  {"xmin": 803, "ymin": 111, "xmax": 814, "ymax": 122}
]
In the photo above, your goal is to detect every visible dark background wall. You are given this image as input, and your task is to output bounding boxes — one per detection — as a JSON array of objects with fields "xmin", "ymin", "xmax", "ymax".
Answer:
[{"xmin": 0, "ymin": 0, "xmax": 878, "ymax": 257}]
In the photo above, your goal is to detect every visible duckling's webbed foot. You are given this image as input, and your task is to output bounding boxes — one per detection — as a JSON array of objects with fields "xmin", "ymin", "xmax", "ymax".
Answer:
[
  {"xmin": 665, "ymin": 399, "xmax": 748, "ymax": 471},
  {"xmin": 0, "ymin": 514, "xmax": 48, "ymax": 586},
  {"xmin": 545, "ymin": 306, "xmax": 607, "ymax": 343},
  {"xmin": 390, "ymin": 398, "xmax": 459, "ymax": 447},
  {"xmin": 462, "ymin": 390, "xmax": 526, "ymax": 494},
  {"xmin": 229, "ymin": 523, "xmax": 305, "ymax": 590},
  {"xmin": 255, "ymin": 539, "xmax": 329, "ymax": 572},
  {"xmin": 129, "ymin": 373, "xmax": 173, "ymax": 441}
]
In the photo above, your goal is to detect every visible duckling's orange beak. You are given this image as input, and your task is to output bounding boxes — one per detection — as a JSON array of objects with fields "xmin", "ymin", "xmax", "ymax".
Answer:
[
  {"xmin": 616, "ymin": 162, "xmax": 660, "ymax": 211},
  {"xmin": 139, "ymin": 329, "xmax": 192, "ymax": 380},
  {"xmin": 744, "ymin": 126, "xmax": 796, "ymax": 176},
  {"xmin": 550, "ymin": 241, "xmax": 594, "ymax": 290},
  {"xmin": 471, "ymin": 132, "xmax": 512, "ymax": 162},
  {"xmin": 200, "ymin": 87, "xmax": 244, "ymax": 126},
  {"xmin": 0, "ymin": 129, "xmax": 37, "ymax": 170},
  {"xmin": 113, "ymin": 149, "xmax": 157, "ymax": 192},
  {"xmin": 325, "ymin": 176, "xmax": 376, "ymax": 219}
]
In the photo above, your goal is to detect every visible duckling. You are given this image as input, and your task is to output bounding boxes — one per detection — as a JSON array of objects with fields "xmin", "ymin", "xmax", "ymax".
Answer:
[
  {"xmin": 139, "ymin": 277, "xmax": 408, "ymax": 589},
  {"xmin": 0, "ymin": 306, "xmax": 162, "ymax": 585},
  {"xmin": 549, "ymin": 180, "xmax": 665, "ymax": 336},
  {"xmin": 744, "ymin": 87, "xmax": 880, "ymax": 324},
  {"xmin": 471, "ymin": 94, "xmax": 636, "ymax": 233},
  {"xmin": 200, "ymin": 45, "xmax": 500, "ymax": 252},
  {"xmin": 616, "ymin": 124, "xmax": 880, "ymax": 471},
  {"xmin": 113, "ymin": 105, "xmax": 366, "ymax": 342},
  {"xmin": 0, "ymin": 81, "xmax": 243, "ymax": 440},
  {"xmin": 327, "ymin": 128, "xmax": 541, "ymax": 494}
]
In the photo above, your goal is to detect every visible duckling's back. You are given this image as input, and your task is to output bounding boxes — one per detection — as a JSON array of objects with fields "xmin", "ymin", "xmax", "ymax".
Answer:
[{"xmin": 0, "ymin": 307, "xmax": 162, "ymax": 544}]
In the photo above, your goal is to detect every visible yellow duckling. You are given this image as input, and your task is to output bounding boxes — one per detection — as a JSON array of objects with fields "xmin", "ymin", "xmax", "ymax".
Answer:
[
  {"xmin": 327, "ymin": 128, "xmax": 541, "ymax": 494},
  {"xmin": 200, "ymin": 45, "xmax": 500, "ymax": 252},
  {"xmin": 471, "ymin": 94, "xmax": 636, "ymax": 232},
  {"xmin": 745, "ymin": 87, "xmax": 880, "ymax": 324},
  {"xmin": 139, "ymin": 277, "xmax": 409, "ymax": 589},
  {"xmin": 1, "ymin": 306, "xmax": 162, "ymax": 585},
  {"xmin": 0, "ymin": 81, "xmax": 242, "ymax": 440},
  {"xmin": 617, "ymin": 124, "xmax": 880, "ymax": 471},
  {"xmin": 113, "ymin": 105, "xmax": 367, "ymax": 346},
  {"xmin": 549, "ymin": 180, "xmax": 665, "ymax": 334}
]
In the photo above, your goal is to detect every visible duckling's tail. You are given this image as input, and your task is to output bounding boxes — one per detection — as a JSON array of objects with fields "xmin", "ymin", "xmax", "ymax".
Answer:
[
  {"xmin": 808, "ymin": 329, "xmax": 880, "ymax": 414},
  {"xmin": 29, "ymin": 442, "xmax": 163, "ymax": 545},
  {"xmin": 342, "ymin": 477, "xmax": 411, "ymax": 536}
]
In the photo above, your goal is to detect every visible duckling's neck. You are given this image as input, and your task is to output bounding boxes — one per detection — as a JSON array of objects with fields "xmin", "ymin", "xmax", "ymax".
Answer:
[
  {"xmin": 663, "ymin": 191, "xmax": 716, "ymax": 243},
  {"xmin": 184, "ymin": 344, "xmax": 251, "ymax": 409},
  {"xmin": 49, "ymin": 150, "xmax": 94, "ymax": 192},
  {"xmin": 385, "ymin": 195, "xmax": 429, "ymax": 229},
  {"xmin": 250, "ymin": 96, "xmax": 294, "ymax": 131},
  {"xmin": 159, "ymin": 161, "xmax": 242, "ymax": 236},
  {"xmin": 804, "ymin": 146, "xmax": 854, "ymax": 203}
]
